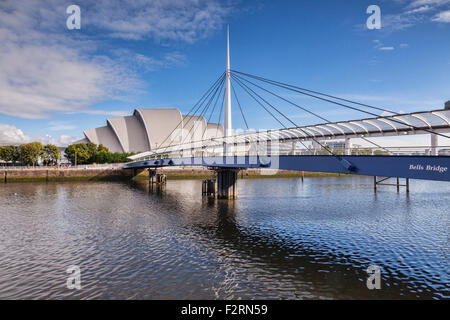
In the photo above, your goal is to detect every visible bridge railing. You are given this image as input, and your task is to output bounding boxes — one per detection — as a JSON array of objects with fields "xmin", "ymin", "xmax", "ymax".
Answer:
[{"xmin": 130, "ymin": 143, "xmax": 450, "ymax": 162}]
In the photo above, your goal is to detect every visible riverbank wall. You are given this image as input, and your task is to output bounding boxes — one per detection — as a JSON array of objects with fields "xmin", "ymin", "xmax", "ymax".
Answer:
[
  {"xmin": 1, "ymin": 167, "xmax": 350, "ymax": 183},
  {"xmin": 133, "ymin": 167, "xmax": 348, "ymax": 179},
  {"xmin": 0, "ymin": 168, "xmax": 134, "ymax": 182}
]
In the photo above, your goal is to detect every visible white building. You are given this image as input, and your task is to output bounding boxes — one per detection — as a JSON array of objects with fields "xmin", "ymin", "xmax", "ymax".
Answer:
[{"xmin": 75, "ymin": 108, "xmax": 224, "ymax": 153}]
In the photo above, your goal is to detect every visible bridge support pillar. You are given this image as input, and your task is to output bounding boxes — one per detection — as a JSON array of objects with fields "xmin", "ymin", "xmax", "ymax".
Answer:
[
  {"xmin": 374, "ymin": 176, "xmax": 410, "ymax": 193},
  {"xmin": 148, "ymin": 169, "xmax": 156, "ymax": 182},
  {"xmin": 202, "ymin": 179, "xmax": 216, "ymax": 197},
  {"xmin": 148, "ymin": 169, "xmax": 166, "ymax": 184},
  {"xmin": 430, "ymin": 133, "xmax": 438, "ymax": 156},
  {"xmin": 216, "ymin": 168, "xmax": 239, "ymax": 199}
]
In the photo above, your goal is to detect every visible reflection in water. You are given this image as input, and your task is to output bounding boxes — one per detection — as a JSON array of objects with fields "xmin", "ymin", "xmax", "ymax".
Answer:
[{"xmin": 0, "ymin": 177, "xmax": 448, "ymax": 299}]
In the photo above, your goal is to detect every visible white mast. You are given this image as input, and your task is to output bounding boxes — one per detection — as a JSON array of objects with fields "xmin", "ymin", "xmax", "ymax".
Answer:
[{"xmin": 224, "ymin": 25, "xmax": 232, "ymax": 137}]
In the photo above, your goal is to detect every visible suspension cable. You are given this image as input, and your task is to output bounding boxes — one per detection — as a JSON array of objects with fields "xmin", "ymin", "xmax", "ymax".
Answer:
[
  {"xmin": 230, "ymin": 80, "xmax": 249, "ymax": 130},
  {"xmin": 158, "ymin": 73, "xmax": 225, "ymax": 155},
  {"xmin": 232, "ymin": 70, "xmax": 450, "ymax": 140},
  {"xmin": 201, "ymin": 79, "xmax": 226, "ymax": 140},
  {"xmin": 232, "ymin": 74, "xmax": 324, "ymax": 153},
  {"xmin": 176, "ymin": 73, "xmax": 226, "ymax": 148},
  {"xmin": 232, "ymin": 72, "xmax": 392, "ymax": 153},
  {"xmin": 215, "ymin": 87, "xmax": 226, "ymax": 138},
  {"xmin": 231, "ymin": 74, "xmax": 288, "ymax": 129},
  {"xmin": 233, "ymin": 72, "xmax": 329, "ymax": 124},
  {"xmin": 232, "ymin": 70, "xmax": 395, "ymax": 114}
]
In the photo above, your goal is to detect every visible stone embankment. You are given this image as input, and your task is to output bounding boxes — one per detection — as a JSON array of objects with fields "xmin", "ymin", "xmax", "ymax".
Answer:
[
  {"xmin": 1, "ymin": 166, "xmax": 343, "ymax": 183},
  {"xmin": 1, "ymin": 167, "xmax": 133, "ymax": 182}
]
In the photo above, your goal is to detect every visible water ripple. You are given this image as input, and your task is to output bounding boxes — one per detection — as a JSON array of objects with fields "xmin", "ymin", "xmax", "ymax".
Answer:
[{"xmin": 0, "ymin": 178, "xmax": 448, "ymax": 299}]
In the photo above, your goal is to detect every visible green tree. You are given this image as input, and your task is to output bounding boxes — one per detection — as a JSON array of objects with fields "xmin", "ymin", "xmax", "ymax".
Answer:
[
  {"xmin": 97, "ymin": 144, "xmax": 109, "ymax": 153},
  {"xmin": 86, "ymin": 142, "xmax": 98, "ymax": 161},
  {"xmin": 65, "ymin": 142, "xmax": 132, "ymax": 165},
  {"xmin": 0, "ymin": 145, "xmax": 20, "ymax": 164},
  {"xmin": 0, "ymin": 146, "xmax": 5, "ymax": 162},
  {"xmin": 90, "ymin": 143, "xmax": 110, "ymax": 163},
  {"xmin": 19, "ymin": 142, "xmax": 44, "ymax": 166},
  {"xmin": 42, "ymin": 144, "xmax": 60, "ymax": 165},
  {"xmin": 92, "ymin": 150, "xmax": 111, "ymax": 164},
  {"xmin": 65, "ymin": 143, "xmax": 90, "ymax": 165}
]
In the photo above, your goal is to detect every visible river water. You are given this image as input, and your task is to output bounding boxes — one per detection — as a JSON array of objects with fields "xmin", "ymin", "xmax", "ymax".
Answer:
[{"xmin": 0, "ymin": 177, "xmax": 448, "ymax": 299}]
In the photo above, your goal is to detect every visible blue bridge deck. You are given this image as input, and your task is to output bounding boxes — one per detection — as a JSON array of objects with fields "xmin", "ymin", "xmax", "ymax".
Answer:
[{"xmin": 124, "ymin": 155, "xmax": 450, "ymax": 182}]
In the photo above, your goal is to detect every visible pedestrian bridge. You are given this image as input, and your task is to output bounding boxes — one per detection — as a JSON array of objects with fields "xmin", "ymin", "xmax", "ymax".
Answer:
[
  {"xmin": 125, "ymin": 155, "xmax": 450, "ymax": 182},
  {"xmin": 125, "ymin": 106, "xmax": 450, "ymax": 183},
  {"xmin": 123, "ymin": 44, "xmax": 450, "ymax": 197}
]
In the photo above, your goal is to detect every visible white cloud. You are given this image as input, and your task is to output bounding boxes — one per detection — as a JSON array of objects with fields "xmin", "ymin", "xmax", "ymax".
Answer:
[
  {"xmin": 373, "ymin": 39, "xmax": 398, "ymax": 51},
  {"xmin": 0, "ymin": 42, "xmax": 140, "ymax": 119},
  {"xmin": 47, "ymin": 121, "xmax": 77, "ymax": 131},
  {"xmin": 0, "ymin": 0, "xmax": 233, "ymax": 119},
  {"xmin": 375, "ymin": 0, "xmax": 450, "ymax": 31},
  {"xmin": 432, "ymin": 10, "xmax": 450, "ymax": 22},
  {"xmin": 405, "ymin": 5, "xmax": 432, "ymax": 14},
  {"xmin": 0, "ymin": 1, "xmax": 141, "ymax": 119},
  {"xmin": 87, "ymin": 0, "xmax": 233, "ymax": 42},
  {"xmin": 408, "ymin": 0, "xmax": 450, "ymax": 8},
  {"xmin": 0, "ymin": 124, "xmax": 31, "ymax": 144},
  {"xmin": 34, "ymin": 133, "xmax": 81, "ymax": 146},
  {"xmin": 70, "ymin": 109, "xmax": 131, "ymax": 117},
  {"xmin": 399, "ymin": 43, "xmax": 409, "ymax": 47},
  {"xmin": 111, "ymin": 49, "xmax": 188, "ymax": 73},
  {"xmin": 0, "ymin": 123, "xmax": 81, "ymax": 146},
  {"xmin": 58, "ymin": 134, "xmax": 80, "ymax": 146}
]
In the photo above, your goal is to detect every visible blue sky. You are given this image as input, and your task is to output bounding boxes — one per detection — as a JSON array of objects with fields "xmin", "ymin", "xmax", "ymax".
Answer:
[{"xmin": 0, "ymin": 0, "xmax": 449, "ymax": 146}]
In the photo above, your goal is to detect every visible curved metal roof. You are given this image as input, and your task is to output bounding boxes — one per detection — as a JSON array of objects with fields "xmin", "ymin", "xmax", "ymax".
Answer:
[
  {"xmin": 130, "ymin": 108, "xmax": 450, "ymax": 160},
  {"xmin": 84, "ymin": 126, "xmax": 123, "ymax": 153},
  {"xmin": 83, "ymin": 108, "xmax": 224, "ymax": 153},
  {"xmin": 107, "ymin": 115, "xmax": 150, "ymax": 153}
]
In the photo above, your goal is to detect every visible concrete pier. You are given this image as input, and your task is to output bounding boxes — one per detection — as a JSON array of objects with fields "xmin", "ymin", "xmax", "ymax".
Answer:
[
  {"xmin": 202, "ymin": 179, "xmax": 216, "ymax": 197},
  {"xmin": 148, "ymin": 169, "xmax": 167, "ymax": 184},
  {"xmin": 216, "ymin": 168, "xmax": 239, "ymax": 199}
]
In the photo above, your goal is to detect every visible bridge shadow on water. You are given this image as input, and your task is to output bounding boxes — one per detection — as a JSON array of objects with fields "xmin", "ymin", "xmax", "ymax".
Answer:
[{"xmin": 128, "ymin": 179, "xmax": 442, "ymax": 299}]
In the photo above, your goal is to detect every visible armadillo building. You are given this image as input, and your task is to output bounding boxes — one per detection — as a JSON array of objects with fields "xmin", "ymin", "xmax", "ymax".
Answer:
[{"xmin": 76, "ymin": 108, "xmax": 224, "ymax": 153}]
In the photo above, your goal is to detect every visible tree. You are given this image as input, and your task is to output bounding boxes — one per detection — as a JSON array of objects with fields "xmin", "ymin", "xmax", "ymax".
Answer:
[
  {"xmin": 0, "ymin": 145, "xmax": 20, "ymax": 164},
  {"xmin": 97, "ymin": 144, "xmax": 109, "ymax": 153},
  {"xmin": 42, "ymin": 144, "xmax": 60, "ymax": 165},
  {"xmin": 92, "ymin": 150, "xmax": 111, "ymax": 164},
  {"xmin": 65, "ymin": 142, "xmax": 132, "ymax": 165},
  {"xmin": 0, "ymin": 146, "xmax": 5, "ymax": 162},
  {"xmin": 19, "ymin": 142, "xmax": 44, "ymax": 166},
  {"xmin": 65, "ymin": 143, "xmax": 90, "ymax": 165},
  {"xmin": 86, "ymin": 142, "xmax": 98, "ymax": 160}
]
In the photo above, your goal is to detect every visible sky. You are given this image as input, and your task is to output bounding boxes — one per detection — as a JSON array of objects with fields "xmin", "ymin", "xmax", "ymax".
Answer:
[{"xmin": 0, "ymin": 0, "xmax": 449, "ymax": 148}]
